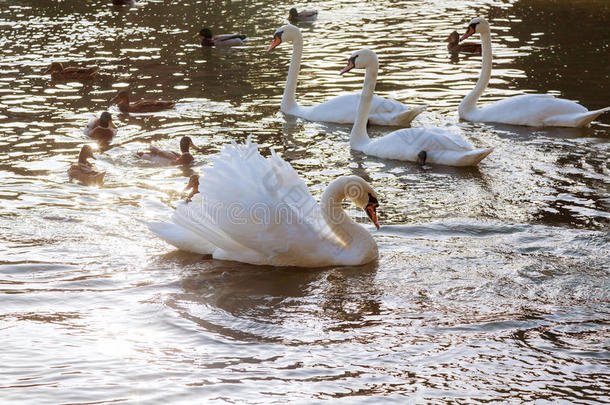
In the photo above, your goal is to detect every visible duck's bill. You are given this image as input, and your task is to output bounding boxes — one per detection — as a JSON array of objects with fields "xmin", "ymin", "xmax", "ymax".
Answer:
[
  {"xmin": 444, "ymin": 34, "xmax": 452, "ymax": 42},
  {"xmin": 460, "ymin": 26, "xmax": 475, "ymax": 41},
  {"xmin": 109, "ymin": 121, "xmax": 116, "ymax": 129},
  {"xmin": 267, "ymin": 36, "xmax": 281, "ymax": 51},
  {"xmin": 365, "ymin": 204, "xmax": 380, "ymax": 230},
  {"xmin": 340, "ymin": 60, "xmax": 355, "ymax": 75},
  {"xmin": 43, "ymin": 68, "xmax": 51, "ymax": 74},
  {"xmin": 192, "ymin": 32, "xmax": 201, "ymax": 38},
  {"xmin": 110, "ymin": 96, "xmax": 119, "ymax": 103}
]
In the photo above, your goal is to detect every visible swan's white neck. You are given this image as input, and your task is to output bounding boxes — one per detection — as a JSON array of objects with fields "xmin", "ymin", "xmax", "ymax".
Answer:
[
  {"xmin": 350, "ymin": 62, "xmax": 378, "ymax": 150},
  {"xmin": 321, "ymin": 177, "xmax": 376, "ymax": 258},
  {"xmin": 459, "ymin": 30, "xmax": 492, "ymax": 117},
  {"xmin": 282, "ymin": 34, "xmax": 303, "ymax": 113}
]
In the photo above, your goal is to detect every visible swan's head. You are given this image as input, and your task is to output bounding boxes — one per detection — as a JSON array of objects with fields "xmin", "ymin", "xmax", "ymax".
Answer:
[
  {"xmin": 460, "ymin": 17, "xmax": 489, "ymax": 41},
  {"xmin": 268, "ymin": 24, "xmax": 300, "ymax": 51},
  {"xmin": 343, "ymin": 176, "xmax": 380, "ymax": 230},
  {"xmin": 340, "ymin": 49, "xmax": 378, "ymax": 75}
]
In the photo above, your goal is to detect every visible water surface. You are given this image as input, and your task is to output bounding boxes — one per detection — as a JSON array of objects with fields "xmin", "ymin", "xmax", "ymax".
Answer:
[{"xmin": 1, "ymin": 0, "xmax": 609, "ymax": 403}]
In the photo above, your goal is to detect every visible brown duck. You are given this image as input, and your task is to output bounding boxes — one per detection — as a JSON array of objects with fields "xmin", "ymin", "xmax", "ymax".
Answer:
[
  {"xmin": 68, "ymin": 145, "xmax": 106, "ymax": 185},
  {"xmin": 184, "ymin": 174, "xmax": 200, "ymax": 202},
  {"xmin": 44, "ymin": 62, "xmax": 98, "ymax": 81},
  {"xmin": 136, "ymin": 136, "xmax": 202, "ymax": 166},
  {"xmin": 110, "ymin": 90, "xmax": 175, "ymax": 113},
  {"xmin": 445, "ymin": 31, "xmax": 481, "ymax": 54},
  {"xmin": 86, "ymin": 112, "xmax": 117, "ymax": 142}
]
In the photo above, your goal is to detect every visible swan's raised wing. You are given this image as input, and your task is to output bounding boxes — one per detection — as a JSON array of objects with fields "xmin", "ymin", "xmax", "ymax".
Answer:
[{"xmin": 172, "ymin": 138, "xmax": 341, "ymax": 265}]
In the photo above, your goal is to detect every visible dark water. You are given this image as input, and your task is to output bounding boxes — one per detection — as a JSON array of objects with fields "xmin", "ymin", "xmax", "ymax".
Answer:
[{"xmin": 1, "ymin": 0, "xmax": 609, "ymax": 403}]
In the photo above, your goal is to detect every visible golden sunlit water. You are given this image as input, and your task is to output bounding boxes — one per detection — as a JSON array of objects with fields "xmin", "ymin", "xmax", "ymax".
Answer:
[{"xmin": 1, "ymin": 0, "xmax": 609, "ymax": 403}]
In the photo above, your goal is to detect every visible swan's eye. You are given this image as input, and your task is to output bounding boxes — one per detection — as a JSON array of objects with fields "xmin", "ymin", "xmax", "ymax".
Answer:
[{"xmin": 367, "ymin": 193, "xmax": 378, "ymax": 208}]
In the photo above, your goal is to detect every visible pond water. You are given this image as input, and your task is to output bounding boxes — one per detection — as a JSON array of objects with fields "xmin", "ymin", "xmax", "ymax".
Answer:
[{"xmin": 1, "ymin": 0, "xmax": 608, "ymax": 403}]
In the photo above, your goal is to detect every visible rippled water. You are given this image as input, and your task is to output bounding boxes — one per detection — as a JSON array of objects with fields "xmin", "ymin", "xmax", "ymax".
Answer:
[{"xmin": 1, "ymin": 0, "xmax": 609, "ymax": 403}]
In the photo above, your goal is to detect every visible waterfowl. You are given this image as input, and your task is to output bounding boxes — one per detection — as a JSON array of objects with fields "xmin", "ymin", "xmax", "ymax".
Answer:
[
  {"xmin": 195, "ymin": 28, "xmax": 247, "ymax": 47},
  {"xmin": 148, "ymin": 137, "xmax": 381, "ymax": 267},
  {"xmin": 459, "ymin": 17, "xmax": 610, "ymax": 127},
  {"xmin": 84, "ymin": 111, "xmax": 117, "ymax": 142},
  {"xmin": 268, "ymin": 25, "xmax": 425, "ymax": 126},
  {"xmin": 445, "ymin": 31, "xmax": 481, "ymax": 53},
  {"xmin": 288, "ymin": 7, "xmax": 318, "ymax": 22},
  {"xmin": 44, "ymin": 62, "xmax": 97, "ymax": 81},
  {"xmin": 184, "ymin": 174, "xmax": 200, "ymax": 202},
  {"xmin": 136, "ymin": 136, "xmax": 202, "ymax": 165},
  {"xmin": 343, "ymin": 49, "xmax": 493, "ymax": 166},
  {"xmin": 68, "ymin": 145, "xmax": 106, "ymax": 185},
  {"xmin": 110, "ymin": 90, "xmax": 175, "ymax": 113}
]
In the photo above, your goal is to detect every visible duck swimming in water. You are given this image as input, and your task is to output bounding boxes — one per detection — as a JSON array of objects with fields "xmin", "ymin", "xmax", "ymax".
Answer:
[
  {"xmin": 85, "ymin": 112, "xmax": 117, "ymax": 142},
  {"xmin": 68, "ymin": 145, "xmax": 106, "ymax": 185},
  {"xmin": 110, "ymin": 90, "xmax": 175, "ymax": 113},
  {"xmin": 444, "ymin": 31, "xmax": 481, "ymax": 54},
  {"xmin": 44, "ymin": 62, "xmax": 98, "ymax": 81},
  {"xmin": 184, "ymin": 174, "xmax": 200, "ymax": 203},
  {"xmin": 136, "ymin": 136, "xmax": 202, "ymax": 166},
  {"xmin": 194, "ymin": 28, "xmax": 247, "ymax": 47},
  {"xmin": 288, "ymin": 7, "xmax": 318, "ymax": 22}
]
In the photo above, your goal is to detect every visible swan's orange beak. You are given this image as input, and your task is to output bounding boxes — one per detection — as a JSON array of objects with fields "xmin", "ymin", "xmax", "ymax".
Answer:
[
  {"xmin": 460, "ymin": 25, "xmax": 476, "ymax": 41},
  {"xmin": 340, "ymin": 59, "xmax": 355, "ymax": 75},
  {"xmin": 365, "ymin": 203, "xmax": 380, "ymax": 230},
  {"xmin": 268, "ymin": 35, "xmax": 281, "ymax": 51}
]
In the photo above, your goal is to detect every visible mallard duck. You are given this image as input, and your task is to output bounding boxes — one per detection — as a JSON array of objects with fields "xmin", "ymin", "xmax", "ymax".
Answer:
[
  {"xmin": 85, "ymin": 111, "xmax": 117, "ymax": 142},
  {"xmin": 194, "ymin": 28, "xmax": 247, "ymax": 47},
  {"xmin": 110, "ymin": 90, "xmax": 175, "ymax": 113},
  {"xmin": 67, "ymin": 145, "xmax": 106, "ymax": 185},
  {"xmin": 445, "ymin": 31, "xmax": 481, "ymax": 53},
  {"xmin": 44, "ymin": 62, "xmax": 98, "ymax": 81},
  {"xmin": 136, "ymin": 136, "xmax": 202, "ymax": 165},
  {"xmin": 288, "ymin": 7, "xmax": 318, "ymax": 22},
  {"xmin": 184, "ymin": 174, "xmax": 200, "ymax": 202}
]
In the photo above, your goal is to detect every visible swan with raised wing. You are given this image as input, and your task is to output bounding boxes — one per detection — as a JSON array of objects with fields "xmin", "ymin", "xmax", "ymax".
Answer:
[
  {"xmin": 268, "ymin": 25, "xmax": 425, "ymax": 126},
  {"xmin": 343, "ymin": 49, "xmax": 493, "ymax": 166},
  {"xmin": 459, "ymin": 17, "xmax": 610, "ymax": 127},
  {"xmin": 148, "ymin": 137, "xmax": 381, "ymax": 267}
]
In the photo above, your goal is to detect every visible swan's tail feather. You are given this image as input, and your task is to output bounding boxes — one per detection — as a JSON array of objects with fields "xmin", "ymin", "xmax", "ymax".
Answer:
[
  {"xmin": 543, "ymin": 106, "xmax": 610, "ymax": 128},
  {"xmin": 393, "ymin": 105, "xmax": 426, "ymax": 127},
  {"xmin": 148, "ymin": 221, "xmax": 215, "ymax": 255},
  {"xmin": 454, "ymin": 147, "xmax": 494, "ymax": 166}
]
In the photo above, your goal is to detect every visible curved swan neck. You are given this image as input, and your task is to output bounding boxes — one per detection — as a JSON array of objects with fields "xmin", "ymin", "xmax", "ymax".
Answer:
[
  {"xmin": 350, "ymin": 62, "xmax": 378, "ymax": 150},
  {"xmin": 282, "ymin": 33, "xmax": 303, "ymax": 112},
  {"xmin": 459, "ymin": 30, "xmax": 492, "ymax": 116},
  {"xmin": 321, "ymin": 177, "xmax": 372, "ymax": 249}
]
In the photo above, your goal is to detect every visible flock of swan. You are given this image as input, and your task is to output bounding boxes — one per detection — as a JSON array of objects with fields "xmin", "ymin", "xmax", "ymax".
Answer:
[{"xmin": 67, "ymin": 13, "xmax": 609, "ymax": 268}]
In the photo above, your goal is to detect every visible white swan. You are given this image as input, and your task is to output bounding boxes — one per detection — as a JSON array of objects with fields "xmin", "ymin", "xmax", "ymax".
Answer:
[
  {"xmin": 148, "ymin": 137, "xmax": 381, "ymax": 267},
  {"xmin": 343, "ymin": 49, "xmax": 493, "ymax": 166},
  {"xmin": 268, "ymin": 24, "xmax": 426, "ymax": 126},
  {"xmin": 459, "ymin": 17, "xmax": 610, "ymax": 127}
]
